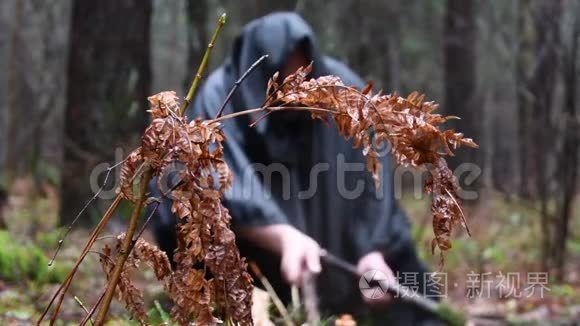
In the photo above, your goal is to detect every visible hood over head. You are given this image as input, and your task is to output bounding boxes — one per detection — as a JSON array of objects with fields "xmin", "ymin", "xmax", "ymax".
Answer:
[{"xmin": 224, "ymin": 12, "xmax": 326, "ymax": 116}]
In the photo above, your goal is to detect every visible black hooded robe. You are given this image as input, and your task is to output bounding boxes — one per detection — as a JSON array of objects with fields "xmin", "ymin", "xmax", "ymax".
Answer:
[{"xmin": 152, "ymin": 12, "xmax": 440, "ymax": 325}]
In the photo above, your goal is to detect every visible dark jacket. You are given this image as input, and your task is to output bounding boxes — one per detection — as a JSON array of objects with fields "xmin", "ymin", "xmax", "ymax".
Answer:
[{"xmin": 152, "ymin": 12, "xmax": 413, "ymax": 312}]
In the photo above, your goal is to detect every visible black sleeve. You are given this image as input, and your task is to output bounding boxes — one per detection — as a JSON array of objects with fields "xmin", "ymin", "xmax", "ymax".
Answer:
[
  {"xmin": 324, "ymin": 57, "xmax": 413, "ymax": 261},
  {"xmin": 221, "ymin": 139, "xmax": 289, "ymax": 226},
  {"xmin": 352, "ymin": 153, "xmax": 412, "ymax": 262}
]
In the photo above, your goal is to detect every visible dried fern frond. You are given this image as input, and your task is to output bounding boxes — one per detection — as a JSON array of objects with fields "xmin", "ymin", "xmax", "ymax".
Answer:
[
  {"xmin": 111, "ymin": 63, "xmax": 476, "ymax": 325},
  {"xmin": 264, "ymin": 64, "xmax": 478, "ymax": 258},
  {"xmin": 118, "ymin": 92, "xmax": 252, "ymax": 325}
]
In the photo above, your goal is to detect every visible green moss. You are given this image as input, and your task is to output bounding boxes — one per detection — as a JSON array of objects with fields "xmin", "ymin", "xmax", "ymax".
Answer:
[{"xmin": 0, "ymin": 230, "xmax": 67, "ymax": 284}]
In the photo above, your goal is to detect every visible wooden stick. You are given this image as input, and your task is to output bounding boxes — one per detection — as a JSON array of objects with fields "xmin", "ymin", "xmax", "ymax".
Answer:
[
  {"xmin": 319, "ymin": 249, "xmax": 439, "ymax": 312},
  {"xmin": 249, "ymin": 262, "xmax": 294, "ymax": 326}
]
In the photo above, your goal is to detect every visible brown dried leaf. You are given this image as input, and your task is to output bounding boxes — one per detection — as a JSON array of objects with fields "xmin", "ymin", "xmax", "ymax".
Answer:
[
  {"xmin": 266, "ymin": 66, "xmax": 478, "ymax": 259},
  {"xmin": 133, "ymin": 92, "xmax": 253, "ymax": 325}
]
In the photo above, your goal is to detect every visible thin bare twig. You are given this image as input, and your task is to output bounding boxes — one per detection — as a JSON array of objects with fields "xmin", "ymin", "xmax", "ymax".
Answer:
[
  {"xmin": 87, "ymin": 250, "xmax": 115, "ymax": 265},
  {"xmin": 95, "ymin": 235, "xmax": 118, "ymax": 241},
  {"xmin": 40, "ymin": 161, "xmax": 147, "ymax": 324},
  {"xmin": 444, "ymin": 187, "xmax": 471, "ymax": 236},
  {"xmin": 214, "ymin": 54, "xmax": 269, "ymax": 119},
  {"xmin": 80, "ymin": 290, "xmax": 106, "ymax": 326},
  {"xmin": 179, "ymin": 13, "xmax": 227, "ymax": 116},
  {"xmin": 50, "ymin": 158, "xmax": 126, "ymax": 266},
  {"xmin": 248, "ymin": 105, "xmax": 345, "ymax": 127},
  {"xmin": 74, "ymin": 296, "xmax": 94, "ymax": 326},
  {"xmin": 209, "ymin": 105, "xmax": 345, "ymax": 124},
  {"xmin": 135, "ymin": 201, "xmax": 161, "ymax": 243},
  {"xmin": 39, "ymin": 194, "xmax": 123, "ymax": 325},
  {"xmin": 133, "ymin": 178, "xmax": 183, "ymax": 242}
]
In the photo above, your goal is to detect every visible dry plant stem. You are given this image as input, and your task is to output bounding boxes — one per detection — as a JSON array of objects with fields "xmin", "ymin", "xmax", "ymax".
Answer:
[
  {"xmin": 80, "ymin": 289, "xmax": 105, "ymax": 326},
  {"xmin": 301, "ymin": 274, "xmax": 320, "ymax": 325},
  {"xmin": 210, "ymin": 106, "xmax": 344, "ymax": 124},
  {"xmin": 134, "ymin": 201, "xmax": 161, "ymax": 241},
  {"xmin": 50, "ymin": 159, "xmax": 125, "ymax": 266},
  {"xmin": 48, "ymin": 198, "xmax": 122, "ymax": 325},
  {"xmin": 249, "ymin": 262, "xmax": 294, "ymax": 326},
  {"xmin": 214, "ymin": 54, "xmax": 269, "ymax": 118},
  {"xmin": 95, "ymin": 165, "xmax": 153, "ymax": 325},
  {"xmin": 133, "ymin": 178, "xmax": 183, "ymax": 241},
  {"xmin": 38, "ymin": 195, "xmax": 123, "ymax": 325},
  {"xmin": 74, "ymin": 296, "xmax": 94, "ymax": 326},
  {"xmin": 179, "ymin": 13, "xmax": 227, "ymax": 116}
]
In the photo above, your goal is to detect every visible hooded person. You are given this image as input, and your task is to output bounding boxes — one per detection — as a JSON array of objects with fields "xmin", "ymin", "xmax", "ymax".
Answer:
[{"xmin": 151, "ymin": 12, "xmax": 440, "ymax": 324}]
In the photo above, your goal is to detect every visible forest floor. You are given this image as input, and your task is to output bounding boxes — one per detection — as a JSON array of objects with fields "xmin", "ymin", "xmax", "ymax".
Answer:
[
  {"xmin": 402, "ymin": 191, "xmax": 580, "ymax": 325},
  {"xmin": 0, "ymin": 179, "xmax": 578, "ymax": 325}
]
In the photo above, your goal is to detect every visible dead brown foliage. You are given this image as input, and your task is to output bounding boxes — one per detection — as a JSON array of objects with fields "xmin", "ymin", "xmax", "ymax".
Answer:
[
  {"xmin": 100, "ymin": 64, "xmax": 476, "ymax": 325},
  {"xmin": 114, "ymin": 91, "xmax": 252, "ymax": 325},
  {"xmin": 265, "ymin": 64, "xmax": 477, "ymax": 258}
]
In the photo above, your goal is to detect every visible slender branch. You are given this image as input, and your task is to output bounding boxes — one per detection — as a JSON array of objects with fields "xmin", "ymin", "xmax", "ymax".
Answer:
[
  {"xmin": 135, "ymin": 201, "xmax": 161, "ymax": 242},
  {"xmin": 248, "ymin": 110, "xmax": 274, "ymax": 128},
  {"xmin": 74, "ymin": 296, "xmax": 94, "ymax": 326},
  {"xmin": 39, "ymin": 194, "xmax": 123, "ymax": 325},
  {"xmin": 41, "ymin": 161, "xmax": 147, "ymax": 324},
  {"xmin": 247, "ymin": 105, "xmax": 345, "ymax": 127},
  {"xmin": 179, "ymin": 13, "xmax": 227, "ymax": 116},
  {"xmin": 209, "ymin": 106, "xmax": 345, "ymax": 124},
  {"xmin": 249, "ymin": 262, "xmax": 294, "ymax": 326},
  {"xmin": 80, "ymin": 290, "xmax": 105, "ymax": 326},
  {"xmin": 50, "ymin": 158, "xmax": 125, "ymax": 266},
  {"xmin": 95, "ymin": 235, "xmax": 118, "ymax": 241},
  {"xmin": 444, "ymin": 187, "xmax": 471, "ymax": 236},
  {"xmin": 134, "ymin": 178, "xmax": 183, "ymax": 241},
  {"xmin": 210, "ymin": 107, "xmax": 263, "ymax": 122},
  {"xmin": 214, "ymin": 54, "xmax": 269, "ymax": 119},
  {"xmin": 95, "ymin": 165, "xmax": 153, "ymax": 324}
]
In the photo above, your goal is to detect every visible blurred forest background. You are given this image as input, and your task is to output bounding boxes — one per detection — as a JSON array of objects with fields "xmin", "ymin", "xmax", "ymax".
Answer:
[{"xmin": 0, "ymin": 0, "xmax": 579, "ymax": 324}]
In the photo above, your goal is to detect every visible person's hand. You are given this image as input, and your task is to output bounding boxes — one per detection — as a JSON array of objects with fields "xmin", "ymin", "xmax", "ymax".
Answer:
[
  {"xmin": 235, "ymin": 224, "xmax": 321, "ymax": 286},
  {"xmin": 279, "ymin": 226, "xmax": 321, "ymax": 286},
  {"xmin": 356, "ymin": 251, "xmax": 397, "ymax": 305}
]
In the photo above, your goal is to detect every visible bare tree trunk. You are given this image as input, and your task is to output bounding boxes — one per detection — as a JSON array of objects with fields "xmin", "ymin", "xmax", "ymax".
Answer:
[
  {"xmin": 444, "ymin": 0, "xmax": 480, "ymax": 188},
  {"xmin": 553, "ymin": 10, "xmax": 579, "ymax": 281},
  {"xmin": 62, "ymin": 0, "xmax": 152, "ymax": 225},
  {"xmin": 516, "ymin": 0, "xmax": 535, "ymax": 198},
  {"xmin": 5, "ymin": 0, "xmax": 25, "ymax": 181},
  {"xmin": 0, "ymin": 188, "xmax": 6, "ymax": 230},
  {"xmin": 526, "ymin": 0, "xmax": 563, "ymax": 271},
  {"xmin": 336, "ymin": 0, "xmax": 401, "ymax": 91},
  {"xmin": 0, "ymin": 1, "xmax": 70, "ymax": 188}
]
